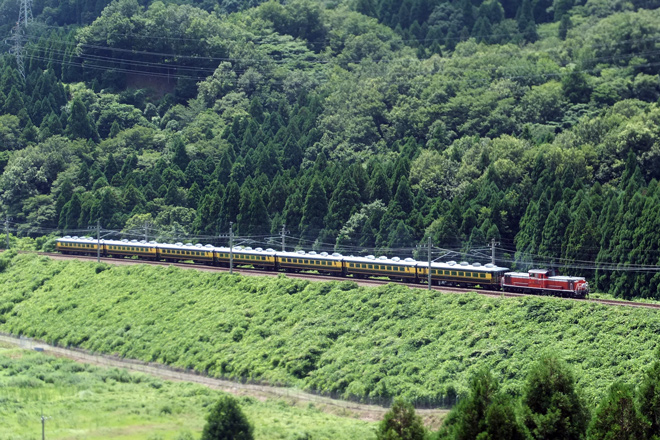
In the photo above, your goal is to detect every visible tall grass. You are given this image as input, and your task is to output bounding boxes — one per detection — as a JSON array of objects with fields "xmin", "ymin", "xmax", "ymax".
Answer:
[{"xmin": 0, "ymin": 346, "xmax": 375, "ymax": 439}]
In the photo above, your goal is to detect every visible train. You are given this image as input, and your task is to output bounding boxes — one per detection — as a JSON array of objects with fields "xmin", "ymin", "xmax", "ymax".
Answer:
[{"xmin": 55, "ymin": 236, "xmax": 589, "ymax": 298}]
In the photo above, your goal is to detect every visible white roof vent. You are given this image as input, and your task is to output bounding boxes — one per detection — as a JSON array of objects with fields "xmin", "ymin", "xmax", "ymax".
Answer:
[
  {"xmin": 255, "ymin": 247, "xmax": 263, "ymax": 251},
  {"xmin": 378, "ymin": 256, "xmax": 387, "ymax": 260},
  {"xmin": 367, "ymin": 255, "xmax": 375, "ymax": 260},
  {"xmin": 121, "ymin": 239, "xmax": 128, "ymax": 243},
  {"xmin": 404, "ymin": 258, "xmax": 415, "ymax": 262},
  {"xmin": 320, "ymin": 252, "xmax": 328, "ymax": 256},
  {"xmin": 205, "ymin": 244, "xmax": 213, "ymax": 248},
  {"xmin": 485, "ymin": 263, "xmax": 495, "ymax": 268},
  {"xmin": 195, "ymin": 244, "xmax": 203, "ymax": 248},
  {"xmin": 297, "ymin": 250, "xmax": 305, "ymax": 254},
  {"xmin": 244, "ymin": 247, "xmax": 252, "ymax": 251},
  {"xmin": 392, "ymin": 257, "xmax": 400, "ymax": 262},
  {"xmin": 332, "ymin": 253, "xmax": 342, "ymax": 257},
  {"xmin": 308, "ymin": 251, "xmax": 317, "ymax": 255},
  {"xmin": 266, "ymin": 248, "xmax": 274, "ymax": 252},
  {"xmin": 473, "ymin": 262, "xmax": 481, "ymax": 267}
]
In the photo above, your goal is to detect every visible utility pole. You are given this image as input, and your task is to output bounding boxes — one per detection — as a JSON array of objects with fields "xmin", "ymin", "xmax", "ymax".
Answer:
[
  {"xmin": 144, "ymin": 221, "xmax": 151, "ymax": 242},
  {"xmin": 96, "ymin": 219, "xmax": 101, "ymax": 263},
  {"xmin": 41, "ymin": 410, "xmax": 50, "ymax": 440},
  {"xmin": 427, "ymin": 236, "xmax": 432, "ymax": 290},
  {"xmin": 229, "ymin": 222, "xmax": 234, "ymax": 275},
  {"xmin": 491, "ymin": 238, "xmax": 497, "ymax": 265},
  {"xmin": 281, "ymin": 224, "xmax": 286, "ymax": 252}
]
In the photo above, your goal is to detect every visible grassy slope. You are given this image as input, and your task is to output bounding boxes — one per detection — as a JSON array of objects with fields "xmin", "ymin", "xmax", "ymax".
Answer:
[
  {"xmin": 1, "ymin": 253, "xmax": 658, "ymax": 407},
  {"xmin": 0, "ymin": 344, "xmax": 374, "ymax": 440}
]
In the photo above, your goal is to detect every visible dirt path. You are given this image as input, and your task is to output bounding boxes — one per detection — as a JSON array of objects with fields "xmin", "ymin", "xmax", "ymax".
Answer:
[{"xmin": 0, "ymin": 333, "xmax": 448, "ymax": 428}]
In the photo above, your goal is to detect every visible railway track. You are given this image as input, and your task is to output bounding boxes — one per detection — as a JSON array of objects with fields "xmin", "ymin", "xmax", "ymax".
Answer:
[{"xmin": 29, "ymin": 252, "xmax": 660, "ymax": 310}]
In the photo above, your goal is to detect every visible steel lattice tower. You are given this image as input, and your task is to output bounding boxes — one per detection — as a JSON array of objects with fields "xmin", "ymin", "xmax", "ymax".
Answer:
[{"xmin": 9, "ymin": 0, "xmax": 33, "ymax": 79}]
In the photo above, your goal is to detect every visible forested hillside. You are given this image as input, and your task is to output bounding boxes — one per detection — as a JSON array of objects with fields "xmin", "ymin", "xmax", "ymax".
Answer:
[{"xmin": 2, "ymin": 0, "xmax": 660, "ymax": 297}]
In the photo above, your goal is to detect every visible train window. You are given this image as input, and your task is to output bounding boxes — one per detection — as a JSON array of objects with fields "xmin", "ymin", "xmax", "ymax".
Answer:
[
  {"xmin": 480, "ymin": 273, "xmax": 486, "ymax": 278},
  {"xmin": 368, "ymin": 264, "xmax": 373, "ymax": 269},
  {"xmin": 349, "ymin": 263, "xmax": 353, "ymax": 267}
]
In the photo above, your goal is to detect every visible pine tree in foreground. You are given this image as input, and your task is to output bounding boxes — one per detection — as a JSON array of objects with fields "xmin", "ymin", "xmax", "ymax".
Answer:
[
  {"xmin": 201, "ymin": 395, "xmax": 254, "ymax": 440},
  {"xmin": 376, "ymin": 397, "xmax": 426, "ymax": 440},
  {"xmin": 587, "ymin": 382, "xmax": 645, "ymax": 440}
]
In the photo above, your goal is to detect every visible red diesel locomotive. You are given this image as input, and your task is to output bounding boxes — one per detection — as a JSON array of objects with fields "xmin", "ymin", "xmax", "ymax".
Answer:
[{"xmin": 501, "ymin": 269, "xmax": 589, "ymax": 298}]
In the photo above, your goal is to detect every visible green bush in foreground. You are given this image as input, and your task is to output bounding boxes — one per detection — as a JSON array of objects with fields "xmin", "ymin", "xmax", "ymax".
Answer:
[
  {"xmin": 521, "ymin": 355, "xmax": 590, "ymax": 440},
  {"xmin": 202, "ymin": 395, "xmax": 254, "ymax": 440},
  {"xmin": 376, "ymin": 398, "xmax": 426, "ymax": 440},
  {"xmin": 587, "ymin": 382, "xmax": 645, "ymax": 440},
  {"xmin": 436, "ymin": 369, "xmax": 523, "ymax": 440},
  {"xmin": 639, "ymin": 355, "xmax": 660, "ymax": 439}
]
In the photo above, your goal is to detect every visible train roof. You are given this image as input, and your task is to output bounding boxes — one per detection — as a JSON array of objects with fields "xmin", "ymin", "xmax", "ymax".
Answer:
[
  {"xmin": 343, "ymin": 255, "xmax": 418, "ymax": 266},
  {"xmin": 156, "ymin": 242, "xmax": 213, "ymax": 251},
  {"xmin": 549, "ymin": 275, "xmax": 587, "ymax": 282},
  {"xmin": 427, "ymin": 261, "xmax": 509, "ymax": 272},
  {"xmin": 57, "ymin": 236, "xmax": 100, "ymax": 244},
  {"xmin": 277, "ymin": 249, "xmax": 343, "ymax": 260},
  {"xmin": 505, "ymin": 272, "xmax": 531, "ymax": 277},
  {"xmin": 214, "ymin": 246, "xmax": 278, "ymax": 256},
  {"xmin": 105, "ymin": 238, "xmax": 157, "ymax": 246}
]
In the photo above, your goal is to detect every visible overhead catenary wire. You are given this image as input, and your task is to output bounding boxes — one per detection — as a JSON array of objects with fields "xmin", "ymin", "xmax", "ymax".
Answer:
[{"xmin": 7, "ymin": 221, "xmax": 660, "ymax": 272}]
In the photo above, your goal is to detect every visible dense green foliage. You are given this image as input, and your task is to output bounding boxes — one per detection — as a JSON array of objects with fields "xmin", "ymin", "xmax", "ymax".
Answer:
[
  {"xmin": 1, "ymin": 0, "xmax": 660, "ymax": 297},
  {"xmin": 587, "ymin": 382, "xmax": 645, "ymax": 440},
  {"xmin": 1, "ymin": 253, "xmax": 660, "ymax": 406},
  {"xmin": 376, "ymin": 398, "xmax": 426, "ymax": 440},
  {"xmin": 437, "ymin": 369, "xmax": 524, "ymax": 440},
  {"xmin": 520, "ymin": 355, "xmax": 590, "ymax": 440},
  {"xmin": 0, "ymin": 345, "xmax": 375, "ymax": 439},
  {"xmin": 202, "ymin": 395, "xmax": 254, "ymax": 440}
]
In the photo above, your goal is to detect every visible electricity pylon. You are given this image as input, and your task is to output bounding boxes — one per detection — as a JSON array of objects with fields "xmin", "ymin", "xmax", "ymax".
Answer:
[{"xmin": 9, "ymin": 0, "xmax": 33, "ymax": 79}]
